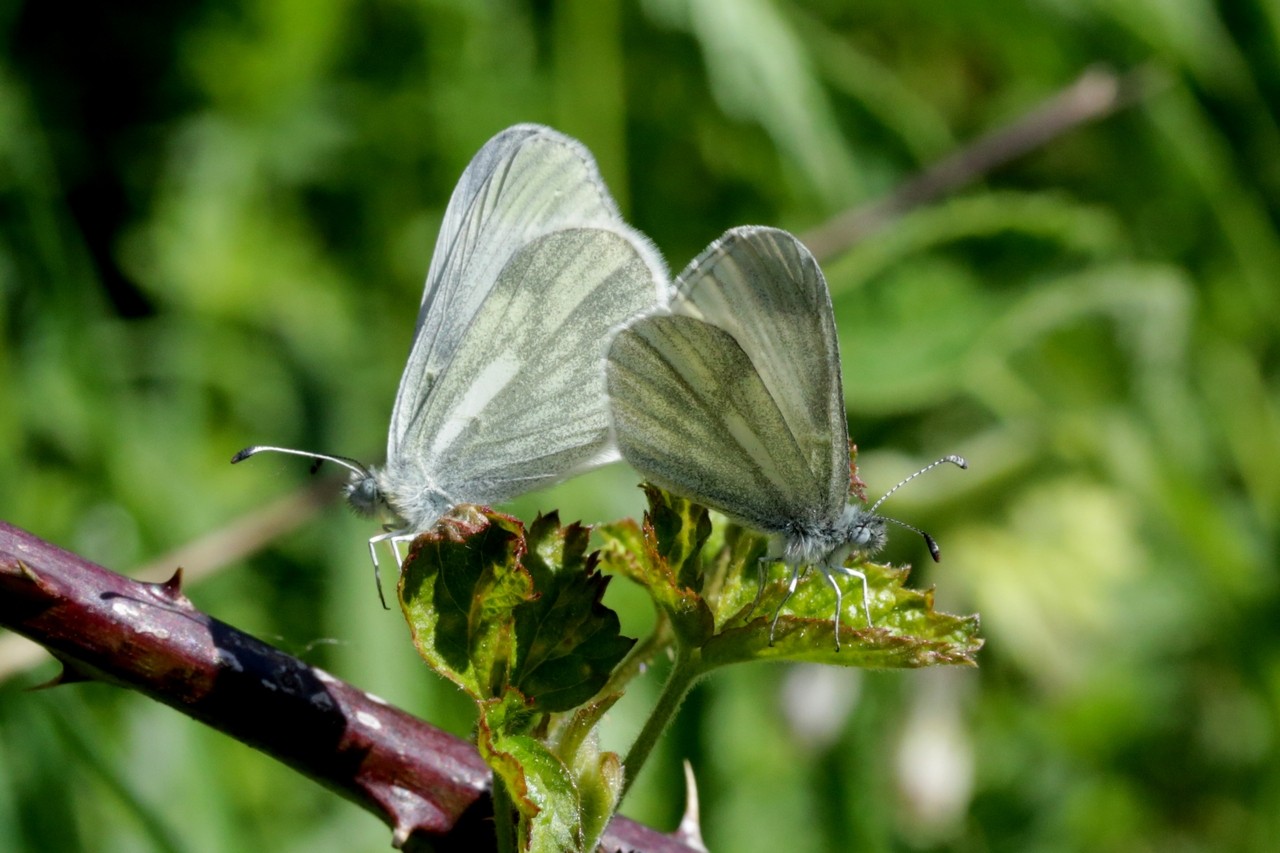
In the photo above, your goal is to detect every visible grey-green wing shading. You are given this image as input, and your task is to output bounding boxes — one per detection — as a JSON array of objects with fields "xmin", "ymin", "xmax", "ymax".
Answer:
[
  {"xmin": 660, "ymin": 226, "xmax": 850, "ymax": 521},
  {"xmin": 607, "ymin": 313, "xmax": 832, "ymax": 532},
  {"xmin": 388, "ymin": 123, "xmax": 661, "ymax": 461},
  {"xmin": 383, "ymin": 225, "xmax": 666, "ymax": 518}
]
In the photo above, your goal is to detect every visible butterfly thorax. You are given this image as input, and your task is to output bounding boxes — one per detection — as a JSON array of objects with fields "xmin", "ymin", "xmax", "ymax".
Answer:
[
  {"xmin": 371, "ymin": 463, "xmax": 452, "ymax": 533},
  {"xmin": 773, "ymin": 518, "xmax": 842, "ymax": 570}
]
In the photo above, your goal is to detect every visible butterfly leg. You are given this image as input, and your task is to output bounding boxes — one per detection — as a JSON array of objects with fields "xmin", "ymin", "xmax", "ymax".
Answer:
[
  {"xmin": 819, "ymin": 568, "xmax": 846, "ymax": 651},
  {"xmin": 364, "ymin": 537, "xmax": 390, "ymax": 609},
  {"xmin": 831, "ymin": 565, "xmax": 873, "ymax": 627},
  {"xmin": 389, "ymin": 533, "xmax": 415, "ymax": 566},
  {"xmin": 366, "ymin": 528, "xmax": 412, "ymax": 610},
  {"xmin": 768, "ymin": 563, "xmax": 806, "ymax": 646},
  {"xmin": 749, "ymin": 556, "xmax": 775, "ymax": 619}
]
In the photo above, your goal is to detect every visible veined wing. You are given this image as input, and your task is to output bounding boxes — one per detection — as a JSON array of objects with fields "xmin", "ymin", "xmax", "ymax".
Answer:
[
  {"xmin": 396, "ymin": 225, "xmax": 667, "ymax": 507},
  {"xmin": 389, "ymin": 124, "xmax": 648, "ymax": 459},
  {"xmin": 667, "ymin": 226, "xmax": 850, "ymax": 521},
  {"xmin": 607, "ymin": 312, "xmax": 830, "ymax": 532}
]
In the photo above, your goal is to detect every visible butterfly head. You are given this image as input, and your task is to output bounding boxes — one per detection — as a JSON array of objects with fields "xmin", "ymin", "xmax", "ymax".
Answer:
[
  {"xmin": 343, "ymin": 468, "xmax": 385, "ymax": 517},
  {"xmin": 232, "ymin": 444, "xmax": 399, "ymax": 522},
  {"xmin": 838, "ymin": 504, "xmax": 888, "ymax": 555},
  {"xmin": 849, "ymin": 454, "xmax": 969, "ymax": 562}
]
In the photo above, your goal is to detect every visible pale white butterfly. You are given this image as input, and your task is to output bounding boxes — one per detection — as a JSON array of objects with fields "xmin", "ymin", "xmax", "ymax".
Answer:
[
  {"xmin": 235, "ymin": 124, "xmax": 669, "ymax": 605},
  {"xmin": 605, "ymin": 225, "xmax": 964, "ymax": 649}
]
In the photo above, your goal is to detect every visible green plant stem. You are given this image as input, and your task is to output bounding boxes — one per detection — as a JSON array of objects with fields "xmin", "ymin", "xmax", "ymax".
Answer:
[
  {"xmin": 621, "ymin": 647, "xmax": 703, "ymax": 798},
  {"xmin": 492, "ymin": 779, "xmax": 517, "ymax": 853}
]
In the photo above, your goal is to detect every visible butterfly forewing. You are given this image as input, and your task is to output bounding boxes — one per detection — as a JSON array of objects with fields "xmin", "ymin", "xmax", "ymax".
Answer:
[
  {"xmin": 665, "ymin": 226, "xmax": 850, "ymax": 521},
  {"xmin": 389, "ymin": 124, "xmax": 635, "ymax": 460},
  {"xmin": 399, "ymin": 225, "xmax": 666, "ymax": 508}
]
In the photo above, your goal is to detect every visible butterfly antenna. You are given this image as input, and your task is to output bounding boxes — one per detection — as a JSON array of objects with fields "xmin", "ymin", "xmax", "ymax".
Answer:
[
  {"xmin": 231, "ymin": 445, "xmax": 372, "ymax": 479},
  {"xmin": 883, "ymin": 516, "xmax": 942, "ymax": 562},
  {"xmin": 865, "ymin": 455, "xmax": 966, "ymax": 562},
  {"xmin": 868, "ymin": 454, "xmax": 967, "ymax": 515}
]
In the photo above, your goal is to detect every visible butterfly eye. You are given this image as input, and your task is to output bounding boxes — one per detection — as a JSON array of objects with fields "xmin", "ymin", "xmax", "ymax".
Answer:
[{"xmin": 344, "ymin": 476, "xmax": 382, "ymax": 518}]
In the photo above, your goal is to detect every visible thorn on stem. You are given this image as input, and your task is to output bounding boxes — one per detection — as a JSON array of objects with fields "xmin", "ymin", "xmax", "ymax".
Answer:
[{"xmin": 28, "ymin": 660, "xmax": 95, "ymax": 691}]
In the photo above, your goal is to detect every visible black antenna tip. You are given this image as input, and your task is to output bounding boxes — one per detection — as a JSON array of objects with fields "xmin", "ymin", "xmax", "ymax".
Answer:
[
  {"xmin": 923, "ymin": 531, "xmax": 942, "ymax": 562},
  {"xmin": 230, "ymin": 447, "xmax": 258, "ymax": 464}
]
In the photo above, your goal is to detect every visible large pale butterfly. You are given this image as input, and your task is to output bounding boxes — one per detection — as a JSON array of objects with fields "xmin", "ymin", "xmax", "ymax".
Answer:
[
  {"xmin": 236, "ymin": 124, "xmax": 669, "ymax": 604},
  {"xmin": 605, "ymin": 225, "xmax": 963, "ymax": 648}
]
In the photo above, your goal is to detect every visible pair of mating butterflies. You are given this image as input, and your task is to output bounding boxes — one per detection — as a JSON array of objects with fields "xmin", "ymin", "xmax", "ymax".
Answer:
[{"xmin": 235, "ymin": 124, "xmax": 965, "ymax": 645}]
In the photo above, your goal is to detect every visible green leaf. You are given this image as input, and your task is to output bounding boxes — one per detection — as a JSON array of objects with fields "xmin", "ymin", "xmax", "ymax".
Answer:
[
  {"xmin": 593, "ymin": 515, "xmax": 649, "ymax": 586},
  {"xmin": 550, "ymin": 694, "xmax": 625, "ymax": 851},
  {"xmin": 645, "ymin": 485, "xmax": 715, "ymax": 591},
  {"xmin": 512, "ymin": 514, "xmax": 635, "ymax": 712},
  {"xmin": 602, "ymin": 486, "xmax": 982, "ymax": 669},
  {"xmin": 701, "ymin": 521, "xmax": 771, "ymax": 630},
  {"xmin": 568, "ymin": 732, "xmax": 623, "ymax": 851},
  {"xmin": 399, "ymin": 511, "xmax": 534, "ymax": 701},
  {"xmin": 400, "ymin": 509, "xmax": 635, "ymax": 712},
  {"xmin": 479, "ymin": 692, "xmax": 583, "ymax": 853},
  {"xmin": 615, "ymin": 485, "xmax": 983, "ymax": 798},
  {"xmin": 700, "ymin": 559, "xmax": 983, "ymax": 668},
  {"xmin": 598, "ymin": 486, "xmax": 715, "ymax": 647}
]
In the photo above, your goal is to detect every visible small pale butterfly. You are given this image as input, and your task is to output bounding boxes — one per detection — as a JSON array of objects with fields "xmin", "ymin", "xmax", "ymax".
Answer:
[
  {"xmin": 236, "ymin": 124, "xmax": 669, "ymax": 604},
  {"xmin": 606, "ymin": 226, "xmax": 964, "ymax": 648}
]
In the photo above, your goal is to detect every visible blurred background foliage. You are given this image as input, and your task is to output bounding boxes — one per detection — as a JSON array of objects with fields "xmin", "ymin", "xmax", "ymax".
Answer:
[{"xmin": 1, "ymin": 0, "xmax": 1277, "ymax": 850}]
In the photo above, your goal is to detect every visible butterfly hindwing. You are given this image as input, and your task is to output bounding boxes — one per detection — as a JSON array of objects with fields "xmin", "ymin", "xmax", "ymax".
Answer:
[
  {"xmin": 607, "ymin": 310, "xmax": 827, "ymax": 531},
  {"xmin": 608, "ymin": 226, "xmax": 850, "ymax": 528}
]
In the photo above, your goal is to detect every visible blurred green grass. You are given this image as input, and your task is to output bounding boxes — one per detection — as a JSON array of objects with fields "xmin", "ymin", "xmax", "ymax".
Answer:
[{"xmin": 2, "ymin": 0, "xmax": 1278, "ymax": 850}]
